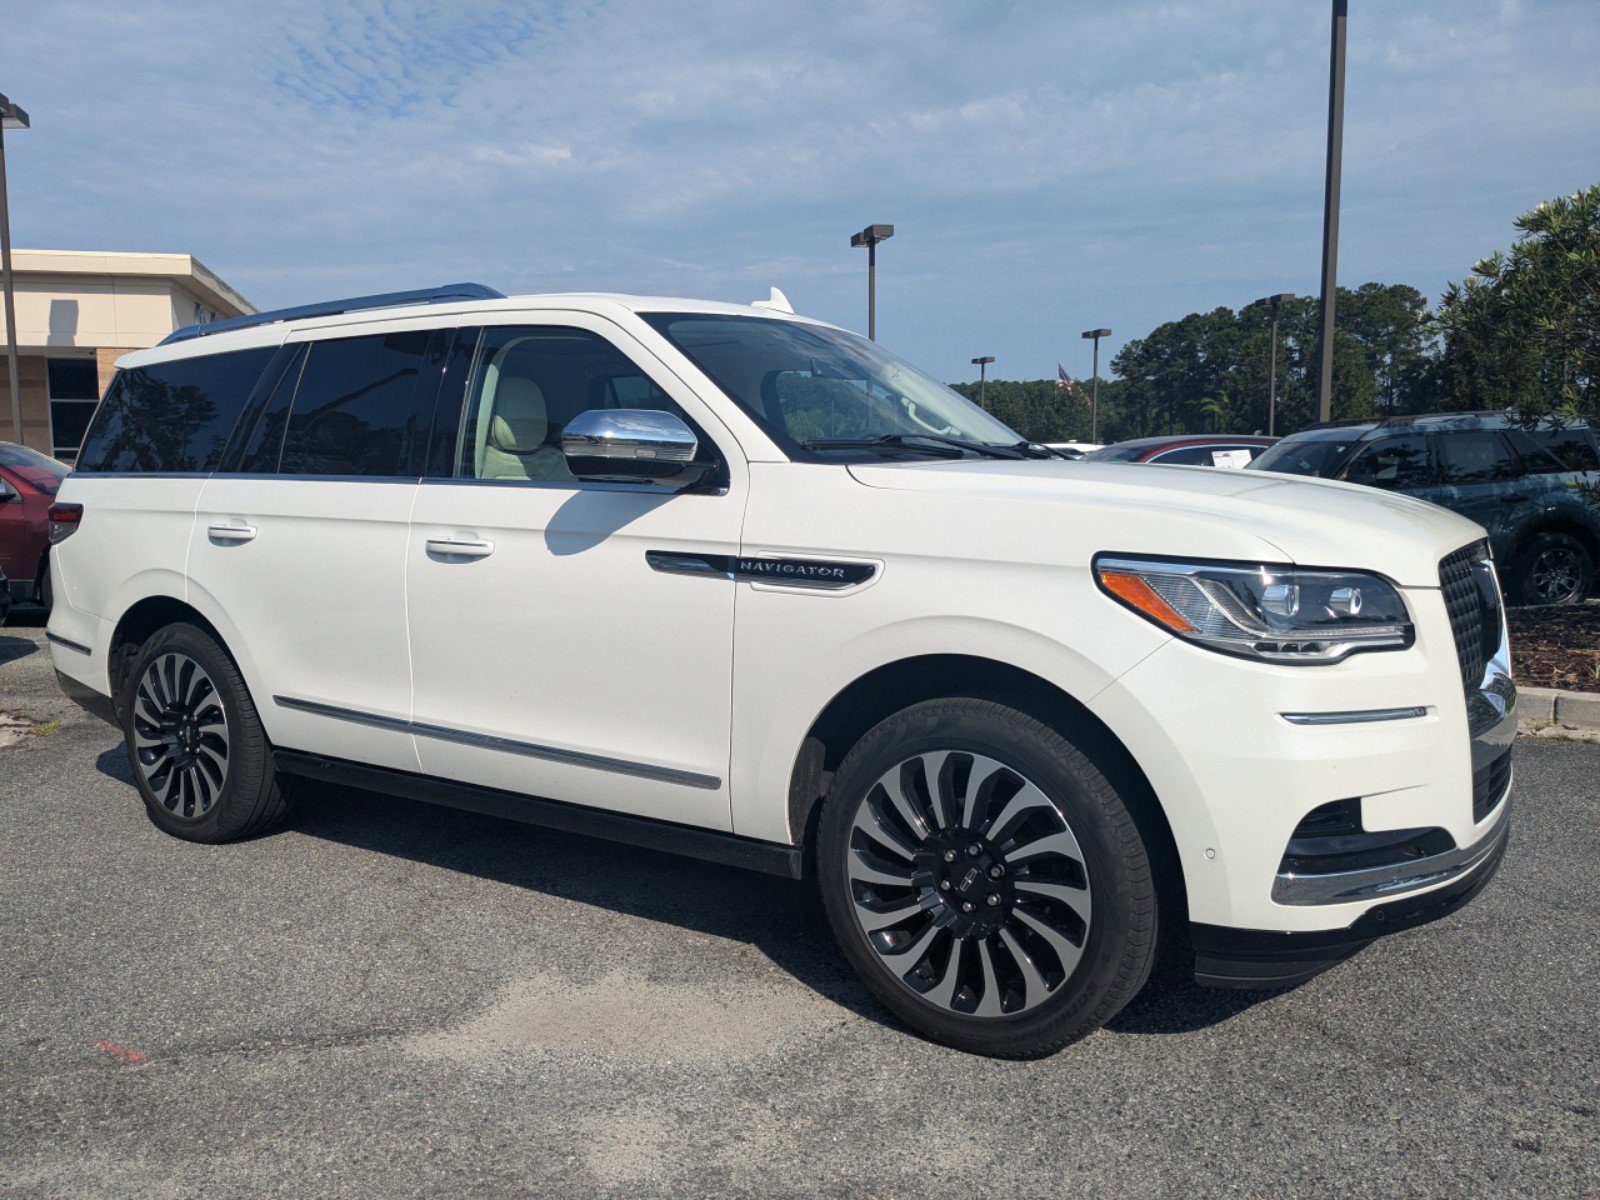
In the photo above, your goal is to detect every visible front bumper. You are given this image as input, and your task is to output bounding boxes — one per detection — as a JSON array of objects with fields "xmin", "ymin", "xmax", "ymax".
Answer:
[{"xmin": 1192, "ymin": 797, "xmax": 1511, "ymax": 988}]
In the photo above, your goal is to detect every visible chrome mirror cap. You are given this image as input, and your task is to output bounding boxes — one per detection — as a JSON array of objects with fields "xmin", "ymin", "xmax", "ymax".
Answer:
[{"xmin": 560, "ymin": 409, "xmax": 703, "ymax": 484}]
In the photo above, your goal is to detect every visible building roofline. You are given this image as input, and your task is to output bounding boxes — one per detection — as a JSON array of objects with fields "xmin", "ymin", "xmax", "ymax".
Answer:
[{"xmin": 9, "ymin": 249, "xmax": 255, "ymax": 316}]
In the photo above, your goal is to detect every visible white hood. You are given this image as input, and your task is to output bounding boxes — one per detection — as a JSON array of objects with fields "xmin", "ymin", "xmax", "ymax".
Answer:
[{"xmin": 846, "ymin": 459, "xmax": 1484, "ymax": 588}]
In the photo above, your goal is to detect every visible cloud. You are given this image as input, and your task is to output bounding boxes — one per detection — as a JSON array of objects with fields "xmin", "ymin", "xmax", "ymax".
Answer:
[{"xmin": 3, "ymin": 0, "xmax": 1596, "ymax": 381}]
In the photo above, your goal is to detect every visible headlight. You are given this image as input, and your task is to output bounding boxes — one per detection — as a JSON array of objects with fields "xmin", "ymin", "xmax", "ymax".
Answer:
[{"xmin": 1094, "ymin": 554, "xmax": 1413, "ymax": 664}]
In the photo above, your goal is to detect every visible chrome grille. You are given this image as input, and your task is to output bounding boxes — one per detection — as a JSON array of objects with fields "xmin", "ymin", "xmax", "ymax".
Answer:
[{"xmin": 1439, "ymin": 541, "xmax": 1491, "ymax": 697}]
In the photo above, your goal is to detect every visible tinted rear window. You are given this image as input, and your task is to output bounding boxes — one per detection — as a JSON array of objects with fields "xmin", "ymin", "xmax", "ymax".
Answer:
[
  {"xmin": 77, "ymin": 347, "xmax": 276, "ymax": 473},
  {"xmin": 1520, "ymin": 426, "xmax": 1599, "ymax": 472},
  {"xmin": 277, "ymin": 331, "xmax": 433, "ymax": 476}
]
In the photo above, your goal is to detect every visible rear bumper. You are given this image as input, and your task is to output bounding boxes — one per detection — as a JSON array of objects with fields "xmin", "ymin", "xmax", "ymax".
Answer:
[
  {"xmin": 1192, "ymin": 795, "xmax": 1511, "ymax": 989},
  {"xmin": 54, "ymin": 667, "xmax": 119, "ymax": 727}
]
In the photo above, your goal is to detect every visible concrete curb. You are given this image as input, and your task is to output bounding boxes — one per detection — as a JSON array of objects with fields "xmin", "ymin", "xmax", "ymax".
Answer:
[{"xmin": 1518, "ymin": 685, "xmax": 1600, "ymax": 739}]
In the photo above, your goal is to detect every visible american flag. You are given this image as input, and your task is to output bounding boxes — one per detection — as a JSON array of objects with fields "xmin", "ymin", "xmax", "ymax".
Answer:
[{"xmin": 1057, "ymin": 364, "xmax": 1077, "ymax": 395}]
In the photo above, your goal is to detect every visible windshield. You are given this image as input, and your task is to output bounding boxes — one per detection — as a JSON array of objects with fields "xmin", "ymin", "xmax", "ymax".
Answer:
[
  {"xmin": 1084, "ymin": 443, "xmax": 1150, "ymax": 462},
  {"xmin": 0, "ymin": 443, "xmax": 70, "ymax": 495},
  {"xmin": 642, "ymin": 314, "xmax": 1025, "ymax": 460},
  {"xmin": 1248, "ymin": 428, "xmax": 1370, "ymax": 477}
]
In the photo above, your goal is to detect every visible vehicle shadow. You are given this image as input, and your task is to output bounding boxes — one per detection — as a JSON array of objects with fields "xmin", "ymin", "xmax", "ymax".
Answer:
[
  {"xmin": 91, "ymin": 743, "xmax": 1280, "ymax": 1041},
  {"xmin": 0, "ymin": 634, "xmax": 38, "ymax": 666}
]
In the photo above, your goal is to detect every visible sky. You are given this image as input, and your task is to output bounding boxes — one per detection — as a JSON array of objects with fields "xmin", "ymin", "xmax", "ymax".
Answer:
[{"xmin": 3, "ymin": 0, "xmax": 1597, "ymax": 382}]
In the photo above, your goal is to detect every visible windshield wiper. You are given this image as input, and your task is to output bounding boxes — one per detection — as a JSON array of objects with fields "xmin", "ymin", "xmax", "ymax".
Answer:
[{"xmin": 802, "ymin": 434, "xmax": 1024, "ymax": 460}]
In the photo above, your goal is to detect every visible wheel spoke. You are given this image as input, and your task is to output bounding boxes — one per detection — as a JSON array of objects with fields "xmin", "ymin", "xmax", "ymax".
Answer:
[
  {"xmin": 961, "ymin": 755, "xmax": 1008, "ymax": 829},
  {"xmin": 852, "ymin": 804, "xmax": 917, "ymax": 862},
  {"xmin": 1015, "ymin": 879, "xmax": 1093, "ymax": 926},
  {"xmin": 879, "ymin": 922, "xmax": 940, "ymax": 974},
  {"xmin": 875, "ymin": 770, "xmax": 931, "ymax": 841},
  {"xmin": 847, "ymin": 850, "xmax": 915, "ymax": 890},
  {"xmin": 975, "ymin": 938, "xmax": 1006, "ymax": 1017},
  {"xmin": 855, "ymin": 898, "xmax": 926, "ymax": 932},
  {"xmin": 998, "ymin": 927, "xmax": 1050, "ymax": 1010},
  {"xmin": 922, "ymin": 938, "xmax": 963, "ymax": 1008},
  {"xmin": 1012, "ymin": 906, "xmax": 1085, "ymax": 979},
  {"xmin": 1006, "ymin": 828, "xmax": 1085, "ymax": 865},
  {"xmin": 982, "ymin": 781, "xmax": 1056, "ymax": 842},
  {"xmin": 918, "ymin": 751, "xmax": 955, "ymax": 830}
]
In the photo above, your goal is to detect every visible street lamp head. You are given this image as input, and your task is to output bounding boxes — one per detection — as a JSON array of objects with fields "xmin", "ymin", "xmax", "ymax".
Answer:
[
  {"xmin": 1255, "ymin": 293, "xmax": 1295, "ymax": 308},
  {"xmin": 850, "ymin": 223, "xmax": 894, "ymax": 248},
  {"xmin": 971, "ymin": 356, "xmax": 995, "ymax": 366},
  {"xmin": 1081, "ymin": 328, "xmax": 1111, "ymax": 339},
  {"xmin": 0, "ymin": 93, "xmax": 31, "ymax": 130}
]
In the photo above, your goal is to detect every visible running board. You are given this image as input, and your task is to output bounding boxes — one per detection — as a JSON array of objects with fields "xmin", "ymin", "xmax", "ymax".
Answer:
[{"xmin": 273, "ymin": 749, "xmax": 805, "ymax": 880}]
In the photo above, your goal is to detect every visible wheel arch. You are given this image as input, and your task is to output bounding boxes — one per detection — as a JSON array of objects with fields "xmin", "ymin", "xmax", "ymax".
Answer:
[
  {"xmin": 786, "ymin": 653, "xmax": 1185, "ymax": 915},
  {"xmin": 108, "ymin": 595, "xmax": 231, "ymax": 708}
]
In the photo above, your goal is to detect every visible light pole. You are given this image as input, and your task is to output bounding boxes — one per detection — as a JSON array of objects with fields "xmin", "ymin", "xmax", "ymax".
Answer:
[
  {"xmin": 1, "ymin": 91, "xmax": 30, "ymax": 445},
  {"xmin": 1081, "ymin": 328, "xmax": 1110, "ymax": 442},
  {"xmin": 970, "ymin": 356, "xmax": 994, "ymax": 408},
  {"xmin": 849, "ymin": 223, "xmax": 894, "ymax": 340},
  {"xmin": 1255, "ymin": 293, "xmax": 1294, "ymax": 435},
  {"xmin": 1315, "ymin": 0, "xmax": 1347, "ymax": 424}
]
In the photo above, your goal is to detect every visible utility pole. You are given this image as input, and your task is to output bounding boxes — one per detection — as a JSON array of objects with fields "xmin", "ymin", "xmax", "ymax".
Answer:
[
  {"xmin": 849, "ymin": 224, "xmax": 894, "ymax": 340},
  {"xmin": 1, "ymin": 91, "xmax": 31, "ymax": 444},
  {"xmin": 1081, "ymin": 328, "xmax": 1111, "ymax": 442},
  {"xmin": 1256, "ymin": 293, "xmax": 1294, "ymax": 435},
  {"xmin": 971, "ymin": 356, "xmax": 994, "ymax": 408},
  {"xmin": 1315, "ymin": 0, "xmax": 1347, "ymax": 424}
]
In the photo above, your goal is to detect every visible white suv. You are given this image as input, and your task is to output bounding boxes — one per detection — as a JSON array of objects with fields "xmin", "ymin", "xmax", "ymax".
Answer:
[{"xmin": 46, "ymin": 284, "xmax": 1515, "ymax": 1056}]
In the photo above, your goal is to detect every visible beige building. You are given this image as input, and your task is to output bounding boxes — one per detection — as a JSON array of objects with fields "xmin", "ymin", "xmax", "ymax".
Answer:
[{"xmin": 1, "ymin": 250, "xmax": 255, "ymax": 461}]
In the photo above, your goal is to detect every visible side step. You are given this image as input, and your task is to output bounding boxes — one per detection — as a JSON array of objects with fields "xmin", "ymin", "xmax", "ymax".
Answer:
[{"xmin": 273, "ymin": 749, "xmax": 805, "ymax": 880}]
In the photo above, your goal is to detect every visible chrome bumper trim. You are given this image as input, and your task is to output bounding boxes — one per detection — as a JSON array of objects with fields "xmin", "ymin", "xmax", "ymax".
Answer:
[
  {"xmin": 1272, "ymin": 785, "xmax": 1513, "ymax": 906},
  {"xmin": 1281, "ymin": 706, "xmax": 1429, "ymax": 726}
]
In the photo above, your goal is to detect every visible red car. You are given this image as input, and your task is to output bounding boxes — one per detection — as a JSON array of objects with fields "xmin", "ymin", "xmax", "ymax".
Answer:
[
  {"xmin": 1083, "ymin": 434, "xmax": 1278, "ymax": 467},
  {"xmin": 0, "ymin": 442, "xmax": 71, "ymax": 614}
]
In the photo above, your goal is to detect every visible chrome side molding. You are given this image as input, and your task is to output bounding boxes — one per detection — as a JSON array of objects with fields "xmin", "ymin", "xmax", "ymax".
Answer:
[
  {"xmin": 1281, "ymin": 706, "xmax": 1429, "ymax": 725},
  {"xmin": 272, "ymin": 696, "xmax": 721, "ymax": 791}
]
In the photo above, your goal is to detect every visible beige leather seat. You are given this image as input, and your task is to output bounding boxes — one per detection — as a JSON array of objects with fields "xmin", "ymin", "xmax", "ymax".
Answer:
[{"xmin": 479, "ymin": 376, "xmax": 573, "ymax": 482}]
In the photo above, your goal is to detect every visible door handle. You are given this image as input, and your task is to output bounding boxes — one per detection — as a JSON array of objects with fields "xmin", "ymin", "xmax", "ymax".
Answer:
[
  {"xmin": 425, "ymin": 536, "xmax": 495, "ymax": 559},
  {"xmin": 207, "ymin": 522, "xmax": 257, "ymax": 543}
]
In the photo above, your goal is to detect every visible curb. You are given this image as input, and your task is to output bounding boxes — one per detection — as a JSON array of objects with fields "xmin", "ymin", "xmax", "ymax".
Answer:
[{"xmin": 1517, "ymin": 685, "xmax": 1600, "ymax": 739}]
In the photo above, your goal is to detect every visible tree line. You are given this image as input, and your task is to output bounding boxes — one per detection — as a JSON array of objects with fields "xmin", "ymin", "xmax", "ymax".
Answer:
[{"xmin": 948, "ymin": 183, "xmax": 1598, "ymax": 445}]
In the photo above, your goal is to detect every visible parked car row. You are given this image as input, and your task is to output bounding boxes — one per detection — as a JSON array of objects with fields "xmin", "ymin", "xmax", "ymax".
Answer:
[
  {"xmin": 1248, "ymin": 414, "xmax": 1599, "ymax": 605},
  {"xmin": 0, "ymin": 442, "xmax": 69, "ymax": 616}
]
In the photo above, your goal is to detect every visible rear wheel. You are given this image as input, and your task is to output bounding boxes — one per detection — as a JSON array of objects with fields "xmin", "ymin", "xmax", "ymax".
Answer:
[
  {"xmin": 1511, "ymin": 532, "xmax": 1593, "ymax": 605},
  {"xmin": 817, "ymin": 697, "xmax": 1159, "ymax": 1057},
  {"xmin": 119, "ymin": 622, "xmax": 293, "ymax": 842}
]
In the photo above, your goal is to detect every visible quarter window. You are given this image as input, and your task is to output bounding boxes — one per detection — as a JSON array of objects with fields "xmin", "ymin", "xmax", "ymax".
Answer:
[
  {"xmin": 455, "ymin": 326, "xmax": 697, "ymax": 483},
  {"xmin": 1341, "ymin": 435, "xmax": 1433, "ymax": 490},
  {"xmin": 76, "ymin": 347, "xmax": 276, "ymax": 473},
  {"xmin": 277, "ymin": 331, "xmax": 433, "ymax": 477}
]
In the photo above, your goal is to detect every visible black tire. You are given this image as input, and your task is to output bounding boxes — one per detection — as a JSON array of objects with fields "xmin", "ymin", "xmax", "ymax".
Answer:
[
  {"xmin": 118, "ymin": 621, "xmax": 293, "ymax": 842},
  {"xmin": 37, "ymin": 560, "xmax": 52, "ymax": 618},
  {"xmin": 817, "ymin": 696, "xmax": 1159, "ymax": 1057},
  {"xmin": 1511, "ymin": 531, "xmax": 1593, "ymax": 606}
]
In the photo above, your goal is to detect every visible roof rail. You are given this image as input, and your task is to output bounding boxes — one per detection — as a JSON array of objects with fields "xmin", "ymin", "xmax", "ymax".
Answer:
[
  {"xmin": 1302, "ymin": 409, "xmax": 1513, "ymax": 433},
  {"xmin": 160, "ymin": 282, "xmax": 505, "ymax": 346}
]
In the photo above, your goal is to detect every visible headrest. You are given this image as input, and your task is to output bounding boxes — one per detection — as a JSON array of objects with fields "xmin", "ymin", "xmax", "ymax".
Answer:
[{"xmin": 488, "ymin": 377, "xmax": 548, "ymax": 453}]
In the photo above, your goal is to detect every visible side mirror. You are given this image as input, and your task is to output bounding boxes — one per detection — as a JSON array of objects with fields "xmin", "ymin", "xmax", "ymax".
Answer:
[{"xmin": 560, "ymin": 409, "xmax": 709, "ymax": 485}]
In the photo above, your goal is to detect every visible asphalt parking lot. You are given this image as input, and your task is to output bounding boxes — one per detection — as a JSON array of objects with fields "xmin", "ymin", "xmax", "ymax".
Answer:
[{"xmin": 2, "ymin": 610, "xmax": 1597, "ymax": 1199}]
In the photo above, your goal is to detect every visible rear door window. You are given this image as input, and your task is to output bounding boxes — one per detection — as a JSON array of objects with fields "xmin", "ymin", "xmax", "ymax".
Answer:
[
  {"xmin": 1341, "ymin": 435, "xmax": 1433, "ymax": 490},
  {"xmin": 1510, "ymin": 426, "xmax": 1600, "ymax": 473},
  {"xmin": 277, "ymin": 331, "xmax": 434, "ymax": 477},
  {"xmin": 1435, "ymin": 432, "xmax": 1523, "ymax": 485},
  {"xmin": 76, "ymin": 347, "xmax": 276, "ymax": 473}
]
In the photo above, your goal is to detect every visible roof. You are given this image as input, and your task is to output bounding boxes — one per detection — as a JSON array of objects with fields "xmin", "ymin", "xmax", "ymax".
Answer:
[
  {"xmin": 9, "ymin": 249, "xmax": 254, "ymax": 318},
  {"xmin": 121, "ymin": 288, "xmax": 837, "ymax": 368}
]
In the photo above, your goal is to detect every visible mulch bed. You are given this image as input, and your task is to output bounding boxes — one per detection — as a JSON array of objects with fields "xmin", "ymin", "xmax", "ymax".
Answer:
[{"xmin": 1508, "ymin": 601, "xmax": 1600, "ymax": 693}]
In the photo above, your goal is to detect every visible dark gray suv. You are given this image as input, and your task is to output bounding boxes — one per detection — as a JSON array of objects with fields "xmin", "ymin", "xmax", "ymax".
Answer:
[{"xmin": 1249, "ymin": 413, "xmax": 1599, "ymax": 605}]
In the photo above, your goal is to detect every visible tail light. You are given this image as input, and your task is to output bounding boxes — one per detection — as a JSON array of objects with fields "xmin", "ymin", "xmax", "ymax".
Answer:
[{"xmin": 48, "ymin": 503, "xmax": 83, "ymax": 544}]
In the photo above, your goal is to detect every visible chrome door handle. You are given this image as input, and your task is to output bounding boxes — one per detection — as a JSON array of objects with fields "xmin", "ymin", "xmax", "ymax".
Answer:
[
  {"xmin": 425, "ymin": 536, "xmax": 495, "ymax": 559},
  {"xmin": 207, "ymin": 522, "xmax": 257, "ymax": 543}
]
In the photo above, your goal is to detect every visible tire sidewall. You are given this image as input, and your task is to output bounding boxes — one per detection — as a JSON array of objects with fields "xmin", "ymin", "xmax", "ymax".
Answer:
[{"xmin": 818, "ymin": 697, "xmax": 1155, "ymax": 1055}]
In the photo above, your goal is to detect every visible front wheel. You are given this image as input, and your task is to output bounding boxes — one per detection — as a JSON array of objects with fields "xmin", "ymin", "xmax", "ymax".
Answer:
[
  {"xmin": 118, "ymin": 622, "xmax": 293, "ymax": 842},
  {"xmin": 817, "ymin": 697, "xmax": 1159, "ymax": 1057}
]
